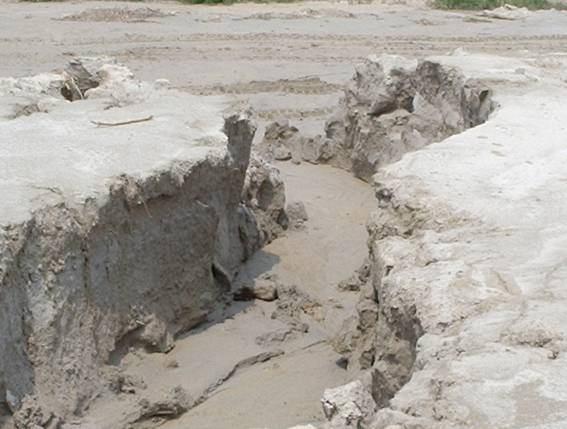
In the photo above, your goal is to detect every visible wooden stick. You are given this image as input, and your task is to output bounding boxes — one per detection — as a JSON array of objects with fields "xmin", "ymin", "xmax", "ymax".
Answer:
[{"xmin": 90, "ymin": 115, "xmax": 154, "ymax": 127}]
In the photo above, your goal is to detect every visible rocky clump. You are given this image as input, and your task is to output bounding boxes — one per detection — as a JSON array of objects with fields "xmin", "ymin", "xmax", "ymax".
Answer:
[
  {"xmin": 134, "ymin": 386, "xmax": 193, "ymax": 427},
  {"xmin": 260, "ymin": 56, "xmax": 494, "ymax": 182},
  {"xmin": 258, "ymin": 119, "xmax": 301, "ymax": 162},
  {"xmin": 285, "ymin": 201, "xmax": 309, "ymax": 229},
  {"xmin": 233, "ymin": 273, "xmax": 280, "ymax": 302},
  {"xmin": 321, "ymin": 380, "xmax": 376, "ymax": 429},
  {"xmin": 258, "ymin": 119, "xmax": 334, "ymax": 165},
  {"xmin": 239, "ymin": 155, "xmax": 288, "ymax": 260},
  {"xmin": 322, "ymin": 56, "xmax": 495, "ymax": 181},
  {"xmin": 271, "ymin": 284, "xmax": 324, "ymax": 333},
  {"xmin": 337, "ymin": 259, "xmax": 370, "ymax": 292}
]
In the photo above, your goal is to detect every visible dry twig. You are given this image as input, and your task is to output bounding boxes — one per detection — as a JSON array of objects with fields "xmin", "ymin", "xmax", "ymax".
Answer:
[{"xmin": 90, "ymin": 115, "xmax": 154, "ymax": 127}]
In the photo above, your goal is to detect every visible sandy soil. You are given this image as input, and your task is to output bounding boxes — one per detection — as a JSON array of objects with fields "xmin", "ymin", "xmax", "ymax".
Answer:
[
  {"xmin": 2, "ymin": 0, "xmax": 567, "ymax": 144},
  {"xmin": 3, "ymin": 1, "xmax": 567, "ymax": 428},
  {"xmin": 2, "ymin": 0, "xmax": 567, "ymax": 131}
]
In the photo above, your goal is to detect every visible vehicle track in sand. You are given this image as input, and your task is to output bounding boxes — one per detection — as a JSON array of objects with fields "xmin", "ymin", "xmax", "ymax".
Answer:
[
  {"xmin": 6, "ymin": 34, "xmax": 567, "ymax": 63},
  {"xmin": 4, "ymin": 33, "xmax": 566, "ymax": 112},
  {"xmin": 176, "ymin": 78, "xmax": 343, "ymax": 96},
  {"xmin": 2, "ymin": 0, "xmax": 567, "ymax": 100}
]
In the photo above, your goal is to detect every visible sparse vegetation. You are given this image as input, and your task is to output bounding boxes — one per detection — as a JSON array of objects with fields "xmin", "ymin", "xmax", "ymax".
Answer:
[
  {"xmin": 178, "ymin": 0, "xmax": 296, "ymax": 4},
  {"xmin": 434, "ymin": 0, "xmax": 555, "ymax": 9},
  {"xmin": 177, "ymin": 0, "xmax": 225, "ymax": 4}
]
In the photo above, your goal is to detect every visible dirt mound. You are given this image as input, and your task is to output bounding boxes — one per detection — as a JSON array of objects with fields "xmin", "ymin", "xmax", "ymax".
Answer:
[
  {"xmin": 259, "ymin": 56, "xmax": 494, "ymax": 182},
  {"xmin": 58, "ymin": 8, "xmax": 174, "ymax": 23},
  {"xmin": 238, "ymin": 8, "xmax": 356, "ymax": 21},
  {"xmin": 324, "ymin": 56, "xmax": 495, "ymax": 181}
]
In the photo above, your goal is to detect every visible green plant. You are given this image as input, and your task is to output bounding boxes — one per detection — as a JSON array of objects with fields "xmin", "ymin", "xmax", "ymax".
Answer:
[
  {"xmin": 179, "ymin": 0, "xmax": 225, "ymax": 4},
  {"xmin": 433, "ymin": 0, "xmax": 553, "ymax": 9},
  {"xmin": 177, "ymin": 0, "xmax": 298, "ymax": 4}
]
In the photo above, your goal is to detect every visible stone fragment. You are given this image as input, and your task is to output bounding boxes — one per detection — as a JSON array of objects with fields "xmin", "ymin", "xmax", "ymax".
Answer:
[
  {"xmin": 286, "ymin": 201, "xmax": 309, "ymax": 229},
  {"xmin": 251, "ymin": 280, "xmax": 279, "ymax": 301},
  {"xmin": 138, "ymin": 315, "xmax": 175, "ymax": 353},
  {"xmin": 321, "ymin": 380, "xmax": 376, "ymax": 428},
  {"xmin": 255, "ymin": 327, "xmax": 294, "ymax": 346},
  {"xmin": 258, "ymin": 119, "xmax": 302, "ymax": 162},
  {"xmin": 274, "ymin": 146, "xmax": 292, "ymax": 161},
  {"xmin": 137, "ymin": 386, "xmax": 193, "ymax": 422},
  {"xmin": 240, "ymin": 155, "xmax": 288, "ymax": 258},
  {"xmin": 234, "ymin": 273, "xmax": 280, "ymax": 302}
]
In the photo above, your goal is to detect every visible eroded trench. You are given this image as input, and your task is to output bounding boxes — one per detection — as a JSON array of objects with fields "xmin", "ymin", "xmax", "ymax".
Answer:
[{"xmin": 0, "ymin": 56, "xmax": 494, "ymax": 429}]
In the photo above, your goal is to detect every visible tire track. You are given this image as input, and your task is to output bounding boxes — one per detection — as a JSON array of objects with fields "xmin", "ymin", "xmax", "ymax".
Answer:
[
  {"xmin": 4, "ymin": 32, "xmax": 566, "ymax": 46},
  {"xmin": 177, "ymin": 78, "xmax": 343, "ymax": 96}
]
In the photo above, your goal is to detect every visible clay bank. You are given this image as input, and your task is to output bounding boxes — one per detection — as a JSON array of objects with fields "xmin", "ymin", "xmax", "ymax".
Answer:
[
  {"xmin": 303, "ymin": 53, "xmax": 567, "ymax": 429},
  {"xmin": 0, "ymin": 58, "xmax": 287, "ymax": 428}
]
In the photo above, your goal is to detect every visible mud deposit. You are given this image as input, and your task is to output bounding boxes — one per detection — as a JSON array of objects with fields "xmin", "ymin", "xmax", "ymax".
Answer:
[{"xmin": 2, "ymin": 2, "xmax": 567, "ymax": 429}]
